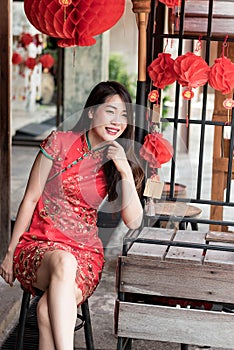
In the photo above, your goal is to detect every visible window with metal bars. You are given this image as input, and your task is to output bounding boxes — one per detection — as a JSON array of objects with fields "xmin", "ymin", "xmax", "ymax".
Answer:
[{"xmin": 145, "ymin": 0, "xmax": 234, "ymax": 232}]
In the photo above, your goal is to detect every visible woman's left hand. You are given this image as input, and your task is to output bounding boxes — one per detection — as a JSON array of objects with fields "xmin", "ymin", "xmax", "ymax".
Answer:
[{"xmin": 106, "ymin": 141, "xmax": 129, "ymax": 174}]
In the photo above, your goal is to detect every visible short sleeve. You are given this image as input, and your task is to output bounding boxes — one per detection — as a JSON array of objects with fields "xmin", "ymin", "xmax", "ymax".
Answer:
[{"xmin": 40, "ymin": 131, "xmax": 60, "ymax": 161}]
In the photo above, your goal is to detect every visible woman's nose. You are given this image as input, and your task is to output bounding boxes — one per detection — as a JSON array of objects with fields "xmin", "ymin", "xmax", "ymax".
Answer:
[{"xmin": 111, "ymin": 115, "xmax": 121, "ymax": 124}]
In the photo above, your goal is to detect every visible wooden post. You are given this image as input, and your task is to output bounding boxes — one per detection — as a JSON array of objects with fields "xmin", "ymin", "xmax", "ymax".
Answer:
[
  {"xmin": 131, "ymin": 0, "xmax": 151, "ymax": 144},
  {"xmin": 131, "ymin": 0, "xmax": 151, "ymax": 81},
  {"xmin": 0, "ymin": 0, "xmax": 12, "ymax": 259}
]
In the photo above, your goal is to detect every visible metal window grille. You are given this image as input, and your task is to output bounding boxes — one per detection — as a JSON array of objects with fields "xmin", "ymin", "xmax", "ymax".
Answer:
[{"xmin": 144, "ymin": 0, "xmax": 234, "ymax": 230}]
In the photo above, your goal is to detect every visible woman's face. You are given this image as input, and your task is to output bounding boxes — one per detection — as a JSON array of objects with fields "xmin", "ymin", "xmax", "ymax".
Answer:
[{"xmin": 88, "ymin": 94, "xmax": 128, "ymax": 147}]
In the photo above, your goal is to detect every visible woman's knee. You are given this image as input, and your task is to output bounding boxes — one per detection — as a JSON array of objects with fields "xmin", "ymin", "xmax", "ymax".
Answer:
[{"xmin": 49, "ymin": 251, "xmax": 77, "ymax": 281}]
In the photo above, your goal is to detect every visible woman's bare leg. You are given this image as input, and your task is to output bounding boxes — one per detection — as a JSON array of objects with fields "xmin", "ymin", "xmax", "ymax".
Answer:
[
  {"xmin": 37, "ymin": 291, "xmax": 55, "ymax": 350},
  {"xmin": 33, "ymin": 250, "xmax": 83, "ymax": 350}
]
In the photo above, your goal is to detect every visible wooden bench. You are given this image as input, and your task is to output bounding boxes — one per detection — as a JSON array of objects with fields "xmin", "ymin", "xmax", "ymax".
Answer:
[{"xmin": 115, "ymin": 227, "xmax": 234, "ymax": 349}]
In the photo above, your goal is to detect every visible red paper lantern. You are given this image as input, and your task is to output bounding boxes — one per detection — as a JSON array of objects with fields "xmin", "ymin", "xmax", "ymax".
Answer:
[
  {"xmin": 148, "ymin": 53, "xmax": 177, "ymax": 89},
  {"xmin": 39, "ymin": 54, "xmax": 55, "ymax": 69},
  {"xmin": 139, "ymin": 132, "xmax": 174, "ymax": 168},
  {"xmin": 24, "ymin": 0, "xmax": 125, "ymax": 47},
  {"xmin": 20, "ymin": 33, "xmax": 33, "ymax": 47},
  {"xmin": 158, "ymin": 0, "xmax": 184, "ymax": 8},
  {"xmin": 12, "ymin": 52, "xmax": 23, "ymax": 65},
  {"xmin": 208, "ymin": 56, "xmax": 234, "ymax": 95},
  {"xmin": 174, "ymin": 52, "xmax": 210, "ymax": 88},
  {"xmin": 25, "ymin": 57, "xmax": 37, "ymax": 70}
]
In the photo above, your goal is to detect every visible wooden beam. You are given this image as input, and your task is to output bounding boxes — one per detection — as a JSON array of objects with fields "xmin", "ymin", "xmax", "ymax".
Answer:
[{"xmin": 0, "ymin": 0, "xmax": 11, "ymax": 259}]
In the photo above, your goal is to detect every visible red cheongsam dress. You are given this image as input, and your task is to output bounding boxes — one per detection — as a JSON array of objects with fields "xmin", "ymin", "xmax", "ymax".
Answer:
[{"xmin": 13, "ymin": 130, "xmax": 108, "ymax": 304}]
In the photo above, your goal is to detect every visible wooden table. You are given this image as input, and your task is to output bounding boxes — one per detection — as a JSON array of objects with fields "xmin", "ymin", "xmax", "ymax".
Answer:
[
  {"xmin": 115, "ymin": 227, "xmax": 234, "ymax": 349},
  {"xmin": 145, "ymin": 201, "xmax": 202, "ymax": 230}
]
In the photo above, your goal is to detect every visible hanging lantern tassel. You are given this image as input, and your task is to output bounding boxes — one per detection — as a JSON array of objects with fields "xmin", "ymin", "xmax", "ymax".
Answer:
[
  {"xmin": 223, "ymin": 97, "xmax": 234, "ymax": 125},
  {"xmin": 182, "ymin": 88, "xmax": 194, "ymax": 127},
  {"xmin": 58, "ymin": 0, "xmax": 72, "ymax": 21}
]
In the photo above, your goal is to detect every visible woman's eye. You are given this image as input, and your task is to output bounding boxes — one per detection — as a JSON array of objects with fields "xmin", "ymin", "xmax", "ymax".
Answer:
[{"xmin": 106, "ymin": 109, "xmax": 114, "ymax": 114}]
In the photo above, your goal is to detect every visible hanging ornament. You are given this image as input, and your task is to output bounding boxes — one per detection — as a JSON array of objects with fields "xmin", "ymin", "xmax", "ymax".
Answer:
[
  {"xmin": 24, "ymin": 57, "xmax": 37, "ymax": 70},
  {"xmin": 182, "ymin": 88, "xmax": 194, "ymax": 100},
  {"xmin": 223, "ymin": 98, "xmax": 234, "ymax": 126},
  {"xmin": 20, "ymin": 33, "xmax": 33, "ymax": 47},
  {"xmin": 158, "ymin": 0, "xmax": 187, "ymax": 31},
  {"xmin": 39, "ymin": 54, "xmax": 55, "ymax": 69},
  {"xmin": 12, "ymin": 52, "xmax": 23, "ymax": 65},
  {"xmin": 209, "ymin": 56, "xmax": 234, "ymax": 95},
  {"xmin": 58, "ymin": 0, "xmax": 72, "ymax": 5},
  {"xmin": 140, "ymin": 131, "xmax": 173, "ymax": 201},
  {"xmin": 223, "ymin": 98, "xmax": 234, "ymax": 110},
  {"xmin": 139, "ymin": 132, "xmax": 174, "ymax": 169},
  {"xmin": 58, "ymin": 0, "xmax": 72, "ymax": 21},
  {"xmin": 24, "ymin": 0, "xmax": 125, "ymax": 47},
  {"xmin": 148, "ymin": 90, "xmax": 159, "ymax": 104},
  {"xmin": 158, "ymin": 0, "xmax": 182, "ymax": 8},
  {"xmin": 148, "ymin": 53, "xmax": 177, "ymax": 89},
  {"xmin": 174, "ymin": 51, "xmax": 210, "ymax": 127},
  {"xmin": 174, "ymin": 52, "xmax": 210, "ymax": 89}
]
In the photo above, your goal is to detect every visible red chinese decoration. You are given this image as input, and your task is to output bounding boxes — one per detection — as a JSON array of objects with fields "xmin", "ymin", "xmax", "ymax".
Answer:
[
  {"xmin": 24, "ymin": 0, "xmax": 125, "ymax": 47},
  {"xmin": 20, "ymin": 33, "xmax": 33, "ymax": 47},
  {"xmin": 58, "ymin": 0, "xmax": 72, "ymax": 6},
  {"xmin": 24, "ymin": 57, "xmax": 37, "ymax": 70},
  {"xmin": 208, "ymin": 56, "xmax": 234, "ymax": 95},
  {"xmin": 39, "ymin": 54, "xmax": 55, "ymax": 69},
  {"xmin": 139, "ymin": 132, "xmax": 174, "ymax": 168},
  {"xmin": 148, "ymin": 90, "xmax": 159, "ymax": 103},
  {"xmin": 158, "ymin": 0, "xmax": 182, "ymax": 8},
  {"xmin": 182, "ymin": 88, "xmax": 194, "ymax": 100},
  {"xmin": 12, "ymin": 52, "xmax": 23, "ymax": 65},
  {"xmin": 223, "ymin": 98, "xmax": 234, "ymax": 110},
  {"xmin": 174, "ymin": 52, "xmax": 210, "ymax": 89},
  {"xmin": 148, "ymin": 53, "xmax": 177, "ymax": 89}
]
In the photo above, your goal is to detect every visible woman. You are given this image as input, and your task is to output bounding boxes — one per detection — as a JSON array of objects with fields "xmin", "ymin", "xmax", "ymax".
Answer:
[{"xmin": 0, "ymin": 81, "xmax": 144, "ymax": 350}]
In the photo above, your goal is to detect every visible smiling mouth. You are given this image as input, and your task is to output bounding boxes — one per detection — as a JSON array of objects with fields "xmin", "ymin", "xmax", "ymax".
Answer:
[{"xmin": 105, "ymin": 127, "xmax": 120, "ymax": 135}]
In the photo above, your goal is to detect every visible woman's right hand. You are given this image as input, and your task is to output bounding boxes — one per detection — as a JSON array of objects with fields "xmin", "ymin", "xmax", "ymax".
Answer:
[{"xmin": 0, "ymin": 251, "xmax": 15, "ymax": 287}]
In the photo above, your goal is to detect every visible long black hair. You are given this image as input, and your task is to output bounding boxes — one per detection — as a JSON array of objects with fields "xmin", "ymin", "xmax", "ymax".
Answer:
[{"xmin": 74, "ymin": 81, "xmax": 144, "ymax": 201}]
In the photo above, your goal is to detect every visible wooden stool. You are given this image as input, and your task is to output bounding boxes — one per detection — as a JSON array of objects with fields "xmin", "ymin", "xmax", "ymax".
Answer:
[
  {"xmin": 15, "ymin": 288, "xmax": 94, "ymax": 350},
  {"xmin": 146, "ymin": 201, "xmax": 202, "ymax": 230}
]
